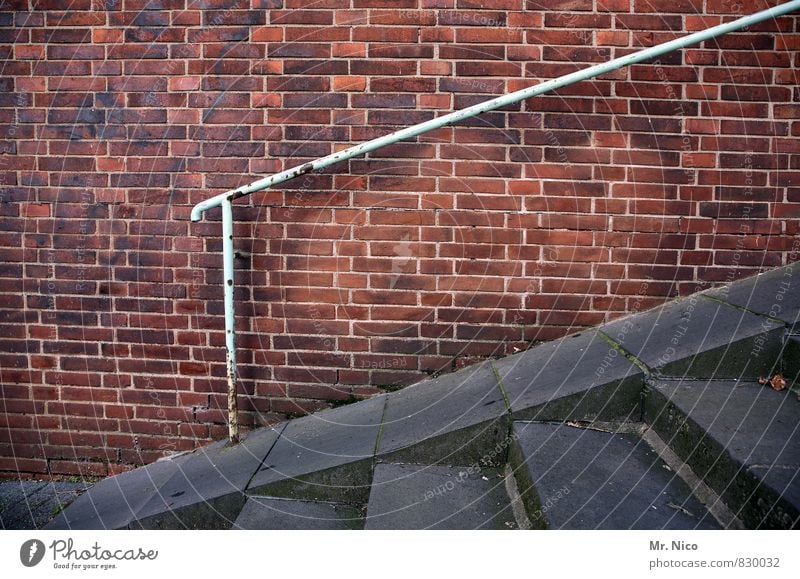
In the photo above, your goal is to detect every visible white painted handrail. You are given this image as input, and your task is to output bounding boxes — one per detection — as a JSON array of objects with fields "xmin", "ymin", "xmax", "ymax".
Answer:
[{"xmin": 189, "ymin": 2, "xmax": 800, "ymax": 443}]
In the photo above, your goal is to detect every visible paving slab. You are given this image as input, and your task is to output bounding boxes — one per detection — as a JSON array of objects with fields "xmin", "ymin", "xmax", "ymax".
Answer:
[
  {"xmin": 510, "ymin": 421, "xmax": 720, "ymax": 530},
  {"xmin": 46, "ymin": 459, "xmax": 180, "ymax": 530},
  {"xmin": 493, "ymin": 330, "xmax": 644, "ymax": 422},
  {"xmin": 365, "ymin": 462, "xmax": 517, "ymax": 530},
  {"xmin": 645, "ymin": 379, "xmax": 800, "ymax": 528},
  {"xmin": 134, "ymin": 425, "xmax": 285, "ymax": 529},
  {"xmin": 234, "ymin": 496, "xmax": 363, "ymax": 530},
  {"xmin": 601, "ymin": 295, "xmax": 784, "ymax": 378},
  {"xmin": 4, "ymin": 480, "xmax": 91, "ymax": 530},
  {"xmin": 377, "ymin": 362, "xmax": 510, "ymax": 467},
  {"xmin": 248, "ymin": 395, "xmax": 385, "ymax": 504},
  {"xmin": 706, "ymin": 262, "xmax": 800, "ymax": 329},
  {"xmin": 649, "ymin": 380, "xmax": 800, "ymax": 468}
]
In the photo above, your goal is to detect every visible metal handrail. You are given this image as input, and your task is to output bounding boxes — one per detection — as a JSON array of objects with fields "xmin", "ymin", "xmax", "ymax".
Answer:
[{"xmin": 190, "ymin": 1, "xmax": 800, "ymax": 443}]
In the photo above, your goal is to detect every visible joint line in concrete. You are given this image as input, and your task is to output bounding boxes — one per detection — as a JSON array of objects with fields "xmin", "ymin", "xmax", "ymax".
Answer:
[{"xmin": 244, "ymin": 422, "xmax": 288, "ymax": 492}]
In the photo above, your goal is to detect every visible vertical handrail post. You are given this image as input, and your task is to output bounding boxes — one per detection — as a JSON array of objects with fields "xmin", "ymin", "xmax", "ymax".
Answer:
[{"xmin": 221, "ymin": 198, "xmax": 239, "ymax": 443}]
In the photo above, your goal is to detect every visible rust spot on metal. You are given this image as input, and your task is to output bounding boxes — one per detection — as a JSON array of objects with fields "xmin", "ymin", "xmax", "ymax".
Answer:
[
  {"xmin": 293, "ymin": 163, "xmax": 314, "ymax": 177},
  {"xmin": 225, "ymin": 350, "xmax": 240, "ymax": 444}
]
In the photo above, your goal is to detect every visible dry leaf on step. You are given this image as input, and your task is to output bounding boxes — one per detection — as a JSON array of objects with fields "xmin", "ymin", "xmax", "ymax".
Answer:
[{"xmin": 770, "ymin": 373, "xmax": 786, "ymax": 392}]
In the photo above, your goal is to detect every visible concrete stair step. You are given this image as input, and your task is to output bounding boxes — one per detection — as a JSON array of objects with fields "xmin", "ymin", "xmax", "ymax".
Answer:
[
  {"xmin": 600, "ymin": 294, "xmax": 784, "ymax": 380},
  {"xmin": 376, "ymin": 362, "xmax": 510, "ymax": 467},
  {"xmin": 48, "ymin": 424, "xmax": 288, "ymax": 530},
  {"xmin": 510, "ymin": 421, "xmax": 721, "ymax": 529},
  {"xmin": 46, "ymin": 452, "xmax": 196, "ymax": 530},
  {"xmin": 234, "ymin": 496, "xmax": 364, "ymax": 530},
  {"xmin": 645, "ymin": 379, "xmax": 800, "ymax": 529},
  {"xmin": 133, "ymin": 425, "xmax": 286, "ymax": 529},
  {"xmin": 492, "ymin": 330, "xmax": 644, "ymax": 423},
  {"xmin": 704, "ymin": 261, "xmax": 800, "ymax": 331},
  {"xmin": 248, "ymin": 395, "xmax": 385, "ymax": 504},
  {"xmin": 364, "ymin": 463, "xmax": 518, "ymax": 530}
]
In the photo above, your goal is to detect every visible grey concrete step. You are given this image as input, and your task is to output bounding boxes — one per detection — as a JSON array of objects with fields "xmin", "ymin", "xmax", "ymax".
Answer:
[
  {"xmin": 132, "ymin": 424, "xmax": 285, "ymax": 529},
  {"xmin": 376, "ymin": 362, "xmax": 509, "ymax": 467},
  {"xmin": 600, "ymin": 294, "xmax": 784, "ymax": 379},
  {"xmin": 47, "ymin": 425, "xmax": 285, "ymax": 530},
  {"xmin": 46, "ymin": 455, "xmax": 191, "ymax": 530},
  {"xmin": 705, "ymin": 261, "xmax": 800, "ymax": 330},
  {"xmin": 493, "ymin": 330, "xmax": 644, "ymax": 423},
  {"xmin": 510, "ymin": 421, "xmax": 721, "ymax": 529},
  {"xmin": 364, "ymin": 462, "xmax": 517, "ymax": 530},
  {"xmin": 645, "ymin": 379, "xmax": 800, "ymax": 529},
  {"xmin": 248, "ymin": 395, "xmax": 385, "ymax": 504},
  {"xmin": 234, "ymin": 496, "xmax": 363, "ymax": 530}
]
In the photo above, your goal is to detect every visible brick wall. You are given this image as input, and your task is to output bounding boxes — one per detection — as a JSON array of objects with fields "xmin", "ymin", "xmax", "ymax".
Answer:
[{"xmin": 1, "ymin": 0, "xmax": 799, "ymax": 478}]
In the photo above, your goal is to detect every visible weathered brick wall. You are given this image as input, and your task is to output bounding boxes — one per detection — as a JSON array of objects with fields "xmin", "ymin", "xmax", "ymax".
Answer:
[{"xmin": 1, "ymin": 0, "xmax": 798, "ymax": 477}]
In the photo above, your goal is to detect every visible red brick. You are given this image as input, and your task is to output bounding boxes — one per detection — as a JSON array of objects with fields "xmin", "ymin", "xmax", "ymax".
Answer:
[
  {"xmin": 22, "ymin": 203, "xmax": 50, "ymax": 217},
  {"xmin": 49, "ymin": 460, "xmax": 108, "ymax": 477},
  {"xmin": 168, "ymin": 76, "xmax": 201, "ymax": 91}
]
